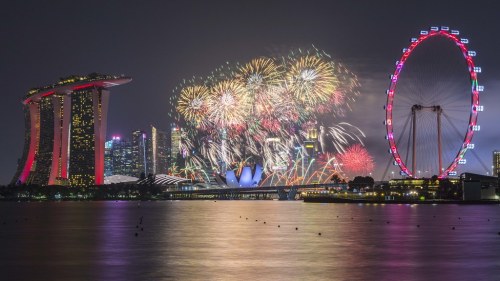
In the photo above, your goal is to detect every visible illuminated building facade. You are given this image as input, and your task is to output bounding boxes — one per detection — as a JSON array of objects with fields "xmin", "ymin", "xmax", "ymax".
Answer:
[
  {"xmin": 170, "ymin": 125, "xmax": 183, "ymax": 167},
  {"xmin": 104, "ymin": 140, "xmax": 114, "ymax": 176},
  {"xmin": 105, "ymin": 136, "xmax": 133, "ymax": 177},
  {"xmin": 132, "ymin": 130, "xmax": 148, "ymax": 177},
  {"xmin": 151, "ymin": 126, "xmax": 169, "ymax": 174},
  {"xmin": 12, "ymin": 73, "xmax": 131, "ymax": 187},
  {"xmin": 493, "ymin": 150, "xmax": 500, "ymax": 177}
]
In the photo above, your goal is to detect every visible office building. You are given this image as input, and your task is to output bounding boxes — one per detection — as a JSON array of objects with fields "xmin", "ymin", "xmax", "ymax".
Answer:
[
  {"xmin": 151, "ymin": 126, "xmax": 169, "ymax": 174},
  {"xmin": 493, "ymin": 150, "xmax": 500, "ymax": 177},
  {"xmin": 105, "ymin": 136, "xmax": 134, "ymax": 177},
  {"xmin": 132, "ymin": 130, "xmax": 148, "ymax": 177},
  {"xmin": 170, "ymin": 125, "xmax": 183, "ymax": 167}
]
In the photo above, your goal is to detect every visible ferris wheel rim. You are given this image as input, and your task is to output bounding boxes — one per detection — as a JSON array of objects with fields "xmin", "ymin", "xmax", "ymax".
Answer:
[{"xmin": 385, "ymin": 27, "xmax": 481, "ymax": 178}]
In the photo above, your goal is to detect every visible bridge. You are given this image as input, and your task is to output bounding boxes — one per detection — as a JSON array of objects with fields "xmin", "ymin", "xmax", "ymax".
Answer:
[{"xmin": 162, "ymin": 183, "xmax": 348, "ymax": 200}]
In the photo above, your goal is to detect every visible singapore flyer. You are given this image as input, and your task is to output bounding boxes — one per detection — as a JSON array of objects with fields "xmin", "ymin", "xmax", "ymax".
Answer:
[{"xmin": 385, "ymin": 26, "xmax": 483, "ymax": 178}]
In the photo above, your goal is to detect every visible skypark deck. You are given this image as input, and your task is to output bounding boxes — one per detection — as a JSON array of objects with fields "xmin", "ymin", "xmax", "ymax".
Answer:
[{"xmin": 23, "ymin": 74, "xmax": 131, "ymax": 104}]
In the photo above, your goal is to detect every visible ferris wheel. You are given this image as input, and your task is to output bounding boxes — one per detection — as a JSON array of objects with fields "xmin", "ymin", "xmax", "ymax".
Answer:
[{"xmin": 385, "ymin": 26, "xmax": 482, "ymax": 178}]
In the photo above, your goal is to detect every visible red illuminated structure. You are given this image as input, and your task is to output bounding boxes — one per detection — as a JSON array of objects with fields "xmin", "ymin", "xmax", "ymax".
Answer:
[
  {"xmin": 385, "ymin": 27, "xmax": 482, "ymax": 178},
  {"xmin": 12, "ymin": 73, "xmax": 131, "ymax": 187}
]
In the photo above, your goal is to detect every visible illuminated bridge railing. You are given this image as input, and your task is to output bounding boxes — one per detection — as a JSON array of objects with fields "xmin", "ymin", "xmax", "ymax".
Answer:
[{"xmin": 162, "ymin": 183, "xmax": 348, "ymax": 200}]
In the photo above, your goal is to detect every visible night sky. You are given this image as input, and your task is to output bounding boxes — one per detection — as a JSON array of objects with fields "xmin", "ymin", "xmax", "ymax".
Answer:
[{"xmin": 1, "ymin": 0, "xmax": 499, "ymax": 184}]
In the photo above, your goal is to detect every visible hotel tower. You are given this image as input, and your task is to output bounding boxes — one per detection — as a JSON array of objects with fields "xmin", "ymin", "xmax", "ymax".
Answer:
[{"xmin": 12, "ymin": 73, "xmax": 131, "ymax": 187}]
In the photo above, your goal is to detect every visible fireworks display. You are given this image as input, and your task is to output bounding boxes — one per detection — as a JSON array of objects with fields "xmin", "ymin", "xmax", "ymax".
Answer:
[{"xmin": 169, "ymin": 47, "xmax": 373, "ymax": 186}]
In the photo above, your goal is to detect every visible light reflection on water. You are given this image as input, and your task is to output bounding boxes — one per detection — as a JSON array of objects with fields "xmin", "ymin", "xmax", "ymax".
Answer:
[{"xmin": 0, "ymin": 201, "xmax": 499, "ymax": 280}]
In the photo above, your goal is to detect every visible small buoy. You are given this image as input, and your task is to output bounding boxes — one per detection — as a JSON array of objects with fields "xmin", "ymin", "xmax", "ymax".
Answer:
[
  {"xmin": 135, "ymin": 233, "xmax": 138, "ymax": 237},
  {"xmin": 278, "ymin": 225, "xmax": 280, "ymax": 228},
  {"xmin": 433, "ymin": 215, "xmax": 436, "ymax": 218},
  {"xmin": 452, "ymin": 227, "xmax": 455, "ymax": 230},
  {"xmin": 458, "ymin": 217, "xmax": 461, "ymax": 220},
  {"xmin": 263, "ymin": 222, "xmax": 266, "ymax": 224},
  {"xmin": 295, "ymin": 227, "xmax": 298, "ymax": 230},
  {"xmin": 255, "ymin": 220, "xmax": 258, "ymax": 222},
  {"xmin": 386, "ymin": 221, "xmax": 390, "ymax": 224},
  {"xmin": 318, "ymin": 233, "xmax": 322, "ymax": 236},
  {"xmin": 246, "ymin": 218, "xmax": 248, "ymax": 220},
  {"xmin": 417, "ymin": 224, "xmax": 420, "ymax": 228},
  {"xmin": 239, "ymin": 216, "xmax": 241, "ymax": 218},
  {"xmin": 336, "ymin": 216, "xmax": 339, "ymax": 218},
  {"xmin": 488, "ymin": 219, "xmax": 490, "ymax": 221},
  {"xmin": 136, "ymin": 225, "xmax": 139, "ymax": 228},
  {"xmin": 141, "ymin": 227, "xmax": 144, "ymax": 231},
  {"xmin": 369, "ymin": 219, "xmax": 372, "ymax": 222},
  {"xmin": 351, "ymin": 217, "xmax": 354, "ymax": 220},
  {"xmin": 214, "ymin": 200, "xmax": 217, "ymax": 202},
  {"xmin": 497, "ymin": 232, "xmax": 500, "ymax": 235}
]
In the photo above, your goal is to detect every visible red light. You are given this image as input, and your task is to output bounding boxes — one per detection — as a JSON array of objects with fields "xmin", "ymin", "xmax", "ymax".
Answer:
[{"xmin": 73, "ymin": 83, "xmax": 94, "ymax": 91}]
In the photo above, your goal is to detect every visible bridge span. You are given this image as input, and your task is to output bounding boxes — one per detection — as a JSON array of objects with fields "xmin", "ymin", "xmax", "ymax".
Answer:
[{"xmin": 163, "ymin": 183, "xmax": 348, "ymax": 200}]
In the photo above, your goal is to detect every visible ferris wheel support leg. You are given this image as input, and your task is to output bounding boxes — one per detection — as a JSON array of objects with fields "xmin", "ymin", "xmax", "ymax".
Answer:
[
  {"xmin": 412, "ymin": 108, "xmax": 417, "ymax": 177},
  {"xmin": 437, "ymin": 108, "xmax": 443, "ymax": 175}
]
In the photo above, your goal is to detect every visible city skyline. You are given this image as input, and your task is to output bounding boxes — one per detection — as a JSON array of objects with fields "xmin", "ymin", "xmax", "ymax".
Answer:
[{"xmin": 2, "ymin": 0, "xmax": 500, "ymax": 184}]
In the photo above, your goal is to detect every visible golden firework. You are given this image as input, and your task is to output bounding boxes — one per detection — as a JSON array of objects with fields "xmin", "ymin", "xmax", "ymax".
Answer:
[
  {"xmin": 176, "ymin": 85, "xmax": 210, "ymax": 126},
  {"xmin": 286, "ymin": 55, "xmax": 339, "ymax": 108},
  {"xmin": 206, "ymin": 80, "xmax": 251, "ymax": 128}
]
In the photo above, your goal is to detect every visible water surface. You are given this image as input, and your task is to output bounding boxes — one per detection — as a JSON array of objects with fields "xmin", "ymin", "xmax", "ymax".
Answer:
[{"xmin": 0, "ymin": 201, "xmax": 499, "ymax": 280}]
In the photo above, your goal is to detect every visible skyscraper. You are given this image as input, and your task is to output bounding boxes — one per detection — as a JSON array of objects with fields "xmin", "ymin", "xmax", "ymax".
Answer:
[
  {"xmin": 105, "ymin": 136, "xmax": 133, "ymax": 177},
  {"xmin": 493, "ymin": 150, "xmax": 500, "ymax": 177},
  {"xmin": 151, "ymin": 126, "xmax": 169, "ymax": 174},
  {"xmin": 104, "ymin": 139, "xmax": 114, "ymax": 177},
  {"xmin": 170, "ymin": 125, "xmax": 183, "ymax": 167},
  {"xmin": 131, "ymin": 130, "xmax": 148, "ymax": 177},
  {"xmin": 12, "ymin": 73, "xmax": 131, "ymax": 187}
]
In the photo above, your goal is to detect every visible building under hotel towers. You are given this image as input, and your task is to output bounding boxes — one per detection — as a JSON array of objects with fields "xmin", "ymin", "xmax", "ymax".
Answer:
[{"xmin": 12, "ymin": 73, "xmax": 131, "ymax": 187}]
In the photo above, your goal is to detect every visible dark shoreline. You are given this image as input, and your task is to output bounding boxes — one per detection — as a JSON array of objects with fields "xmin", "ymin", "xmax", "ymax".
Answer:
[{"xmin": 303, "ymin": 197, "xmax": 500, "ymax": 205}]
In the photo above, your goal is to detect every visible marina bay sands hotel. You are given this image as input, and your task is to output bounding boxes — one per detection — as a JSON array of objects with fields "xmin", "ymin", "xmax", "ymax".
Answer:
[{"xmin": 12, "ymin": 73, "xmax": 131, "ymax": 187}]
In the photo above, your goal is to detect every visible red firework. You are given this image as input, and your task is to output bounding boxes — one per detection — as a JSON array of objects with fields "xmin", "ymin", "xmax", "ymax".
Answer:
[{"xmin": 337, "ymin": 144, "xmax": 374, "ymax": 176}]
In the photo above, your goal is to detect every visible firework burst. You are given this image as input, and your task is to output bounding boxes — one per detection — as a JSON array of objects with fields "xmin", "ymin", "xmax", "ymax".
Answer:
[
  {"xmin": 176, "ymin": 85, "xmax": 210, "ymax": 128},
  {"xmin": 236, "ymin": 57, "xmax": 283, "ymax": 93},
  {"xmin": 337, "ymin": 144, "xmax": 374, "ymax": 176},
  {"xmin": 205, "ymin": 79, "xmax": 251, "ymax": 129},
  {"xmin": 286, "ymin": 55, "xmax": 338, "ymax": 110}
]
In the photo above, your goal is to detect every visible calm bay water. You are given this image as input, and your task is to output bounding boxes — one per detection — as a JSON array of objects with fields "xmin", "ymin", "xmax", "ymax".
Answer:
[{"xmin": 0, "ymin": 201, "xmax": 499, "ymax": 281}]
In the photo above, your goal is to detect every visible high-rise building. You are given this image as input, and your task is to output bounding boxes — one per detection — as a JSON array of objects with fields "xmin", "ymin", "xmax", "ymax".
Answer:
[
  {"xmin": 105, "ymin": 136, "xmax": 134, "ymax": 177},
  {"xmin": 170, "ymin": 125, "xmax": 183, "ymax": 167},
  {"xmin": 131, "ymin": 130, "xmax": 148, "ymax": 177},
  {"xmin": 493, "ymin": 150, "xmax": 500, "ymax": 177},
  {"xmin": 151, "ymin": 126, "xmax": 169, "ymax": 174},
  {"xmin": 104, "ymin": 139, "xmax": 114, "ymax": 177},
  {"xmin": 12, "ymin": 73, "xmax": 131, "ymax": 187}
]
